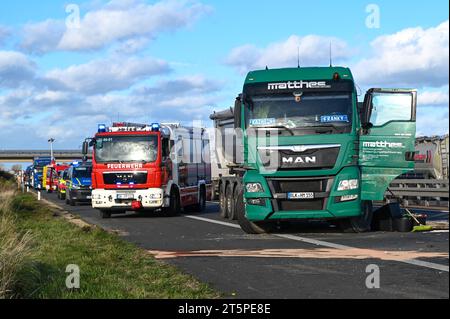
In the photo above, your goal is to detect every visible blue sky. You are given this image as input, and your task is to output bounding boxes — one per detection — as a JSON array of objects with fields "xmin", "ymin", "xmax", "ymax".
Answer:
[{"xmin": 0, "ymin": 0, "xmax": 448, "ymax": 158}]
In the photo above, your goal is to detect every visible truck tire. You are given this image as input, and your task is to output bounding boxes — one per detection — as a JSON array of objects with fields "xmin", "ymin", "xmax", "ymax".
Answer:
[
  {"xmin": 70, "ymin": 198, "xmax": 76, "ymax": 206},
  {"xmin": 225, "ymin": 183, "xmax": 235, "ymax": 220},
  {"xmin": 231, "ymin": 184, "xmax": 242, "ymax": 221},
  {"xmin": 219, "ymin": 183, "xmax": 228, "ymax": 219},
  {"xmin": 100, "ymin": 210, "xmax": 112, "ymax": 219},
  {"xmin": 235, "ymin": 188, "xmax": 272, "ymax": 234},
  {"xmin": 166, "ymin": 188, "xmax": 181, "ymax": 216},
  {"xmin": 339, "ymin": 200, "xmax": 373, "ymax": 233}
]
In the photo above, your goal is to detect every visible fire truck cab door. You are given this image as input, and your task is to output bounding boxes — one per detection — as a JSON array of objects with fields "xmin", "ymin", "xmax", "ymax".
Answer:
[{"xmin": 359, "ymin": 89, "xmax": 417, "ymax": 200}]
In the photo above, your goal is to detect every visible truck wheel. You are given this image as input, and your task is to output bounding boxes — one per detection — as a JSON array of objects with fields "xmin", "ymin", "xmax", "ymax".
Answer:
[
  {"xmin": 70, "ymin": 198, "xmax": 76, "ymax": 206},
  {"xmin": 339, "ymin": 200, "xmax": 373, "ymax": 233},
  {"xmin": 100, "ymin": 210, "xmax": 112, "ymax": 219},
  {"xmin": 235, "ymin": 188, "xmax": 271, "ymax": 234},
  {"xmin": 225, "ymin": 183, "xmax": 235, "ymax": 220},
  {"xmin": 219, "ymin": 184, "xmax": 228, "ymax": 219},
  {"xmin": 230, "ymin": 184, "xmax": 242, "ymax": 221},
  {"xmin": 166, "ymin": 188, "xmax": 181, "ymax": 216}
]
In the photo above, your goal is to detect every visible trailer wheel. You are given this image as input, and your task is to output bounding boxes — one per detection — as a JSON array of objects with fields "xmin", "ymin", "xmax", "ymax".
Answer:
[
  {"xmin": 219, "ymin": 183, "xmax": 228, "ymax": 219},
  {"xmin": 225, "ymin": 183, "xmax": 235, "ymax": 220},
  {"xmin": 100, "ymin": 210, "xmax": 112, "ymax": 219},
  {"xmin": 339, "ymin": 200, "xmax": 373, "ymax": 233},
  {"xmin": 235, "ymin": 188, "xmax": 272, "ymax": 234}
]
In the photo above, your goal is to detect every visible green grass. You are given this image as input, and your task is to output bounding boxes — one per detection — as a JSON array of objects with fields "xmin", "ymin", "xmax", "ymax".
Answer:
[{"xmin": 8, "ymin": 192, "xmax": 219, "ymax": 299}]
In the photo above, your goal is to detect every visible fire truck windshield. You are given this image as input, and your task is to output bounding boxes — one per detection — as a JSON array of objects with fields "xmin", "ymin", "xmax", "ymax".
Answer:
[{"xmin": 94, "ymin": 135, "xmax": 158, "ymax": 163}]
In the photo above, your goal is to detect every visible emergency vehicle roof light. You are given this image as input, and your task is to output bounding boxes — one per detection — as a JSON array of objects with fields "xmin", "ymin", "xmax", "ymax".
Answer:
[
  {"xmin": 151, "ymin": 123, "xmax": 160, "ymax": 132},
  {"xmin": 98, "ymin": 124, "xmax": 107, "ymax": 133}
]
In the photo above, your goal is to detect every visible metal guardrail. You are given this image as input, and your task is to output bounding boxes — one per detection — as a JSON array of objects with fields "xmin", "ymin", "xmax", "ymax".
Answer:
[{"xmin": 383, "ymin": 179, "xmax": 449, "ymax": 209}]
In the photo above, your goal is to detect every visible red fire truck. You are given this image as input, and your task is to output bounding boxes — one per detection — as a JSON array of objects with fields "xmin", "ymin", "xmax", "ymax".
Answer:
[{"xmin": 83, "ymin": 122, "xmax": 212, "ymax": 218}]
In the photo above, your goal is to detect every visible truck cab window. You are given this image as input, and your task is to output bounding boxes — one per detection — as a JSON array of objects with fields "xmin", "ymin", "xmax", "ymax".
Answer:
[{"xmin": 370, "ymin": 93, "xmax": 413, "ymax": 126}]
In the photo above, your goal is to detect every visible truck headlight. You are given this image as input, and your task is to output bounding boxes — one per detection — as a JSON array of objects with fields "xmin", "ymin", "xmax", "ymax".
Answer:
[
  {"xmin": 149, "ymin": 193, "xmax": 162, "ymax": 199},
  {"xmin": 72, "ymin": 184, "xmax": 81, "ymax": 190},
  {"xmin": 246, "ymin": 183, "xmax": 263, "ymax": 193},
  {"xmin": 337, "ymin": 179, "xmax": 359, "ymax": 191}
]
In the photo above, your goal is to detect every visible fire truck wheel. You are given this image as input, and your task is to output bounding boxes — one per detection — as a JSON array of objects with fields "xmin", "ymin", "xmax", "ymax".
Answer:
[
  {"xmin": 166, "ymin": 188, "xmax": 181, "ymax": 216},
  {"xmin": 235, "ymin": 188, "xmax": 272, "ymax": 234},
  {"xmin": 100, "ymin": 210, "xmax": 112, "ymax": 219},
  {"xmin": 69, "ymin": 198, "xmax": 76, "ymax": 206},
  {"xmin": 339, "ymin": 200, "xmax": 373, "ymax": 233},
  {"xmin": 225, "ymin": 183, "xmax": 235, "ymax": 220},
  {"xmin": 219, "ymin": 183, "xmax": 228, "ymax": 219}
]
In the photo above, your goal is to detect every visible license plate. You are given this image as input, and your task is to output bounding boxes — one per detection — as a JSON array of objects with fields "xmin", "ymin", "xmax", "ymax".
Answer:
[
  {"xmin": 117, "ymin": 193, "xmax": 134, "ymax": 200},
  {"xmin": 287, "ymin": 192, "xmax": 314, "ymax": 199}
]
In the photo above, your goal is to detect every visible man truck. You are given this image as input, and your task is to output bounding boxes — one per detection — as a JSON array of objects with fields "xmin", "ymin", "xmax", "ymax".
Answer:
[
  {"xmin": 210, "ymin": 66, "xmax": 417, "ymax": 234},
  {"xmin": 83, "ymin": 122, "xmax": 212, "ymax": 218}
]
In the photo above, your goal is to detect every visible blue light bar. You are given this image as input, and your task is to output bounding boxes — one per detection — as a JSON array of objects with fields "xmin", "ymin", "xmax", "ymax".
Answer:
[
  {"xmin": 98, "ymin": 124, "xmax": 107, "ymax": 133},
  {"xmin": 151, "ymin": 123, "xmax": 160, "ymax": 132}
]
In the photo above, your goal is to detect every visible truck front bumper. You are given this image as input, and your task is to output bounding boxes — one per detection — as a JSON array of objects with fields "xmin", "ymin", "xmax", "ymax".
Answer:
[
  {"xmin": 91, "ymin": 188, "xmax": 164, "ymax": 210},
  {"xmin": 68, "ymin": 188, "xmax": 92, "ymax": 202},
  {"xmin": 244, "ymin": 167, "xmax": 362, "ymax": 221}
]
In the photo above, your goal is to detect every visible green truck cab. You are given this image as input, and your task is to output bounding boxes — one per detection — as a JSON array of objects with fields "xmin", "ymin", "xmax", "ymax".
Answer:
[{"xmin": 212, "ymin": 66, "xmax": 417, "ymax": 234}]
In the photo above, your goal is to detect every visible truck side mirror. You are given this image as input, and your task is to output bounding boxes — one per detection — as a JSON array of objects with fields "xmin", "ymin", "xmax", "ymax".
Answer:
[
  {"xmin": 234, "ymin": 94, "xmax": 242, "ymax": 129},
  {"xmin": 361, "ymin": 122, "xmax": 373, "ymax": 130},
  {"xmin": 82, "ymin": 141, "xmax": 89, "ymax": 155}
]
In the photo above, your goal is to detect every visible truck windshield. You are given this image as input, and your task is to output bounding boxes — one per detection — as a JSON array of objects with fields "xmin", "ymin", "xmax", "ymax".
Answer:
[
  {"xmin": 247, "ymin": 92, "xmax": 353, "ymax": 133},
  {"xmin": 73, "ymin": 166, "xmax": 92, "ymax": 178},
  {"xmin": 94, "ymin": 135, "xmax": 158, "ymax": 163}
]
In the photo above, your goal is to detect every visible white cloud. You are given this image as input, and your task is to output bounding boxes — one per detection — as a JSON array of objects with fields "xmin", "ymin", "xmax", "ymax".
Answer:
[
  {"xmin": 20, "ymin": 0, "xmax": 212, "ymax": 54},
  {"xmin": 20, "ymin": 20, "xmax": 66, "ymax": 55},
  {"xmin": 0, "ymin": 25, "xmax": 10, "ymax": 45},
  {"xmin": 0, "ymin": 51, "xmax": 36, "ymax": 88},
  {"xmin": 135, "ymin": 74, "xmax": 223, "ymax": 95},
  {"xmin": 45, "ymin": 56, "xmax": 171, "ymax": 95},
  {"xmin": 418, "ymin": 86, "xmax": 449, "ymax": 106},
  {"xmin": 353, "ymin": 20, "xmax": 449, "ymax": 88},
  {"xmin": 416, "ymin": 106, "xmax": 449, "ymax": 136},
  {"xmin": 226, "ymin": 35, "xmax": 351, "ymax": 74}
]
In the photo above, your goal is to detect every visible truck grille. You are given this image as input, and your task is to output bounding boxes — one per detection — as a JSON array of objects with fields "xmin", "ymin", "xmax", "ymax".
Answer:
[
  {"xmin": 103, "ymin": 172, "xmax": 147, "ymax": 185},
  {"xmin": 275, "ymin": 199, "xmax": 324, "ymax": 211},
  {"xmin": 267, "ymin": 177, "xmax": 333, "ymax": 212}
]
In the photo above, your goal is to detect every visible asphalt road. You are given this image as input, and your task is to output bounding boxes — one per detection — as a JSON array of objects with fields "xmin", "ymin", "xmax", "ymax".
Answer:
[{"xmin": 39, "ymin": 191, "xmax": 449, "ymax": 299}]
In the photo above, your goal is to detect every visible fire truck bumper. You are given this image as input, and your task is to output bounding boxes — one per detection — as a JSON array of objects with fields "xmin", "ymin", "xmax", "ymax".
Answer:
[{"xmin": 91, "ymin": 189, "xmax": 164, "ymax": 209}]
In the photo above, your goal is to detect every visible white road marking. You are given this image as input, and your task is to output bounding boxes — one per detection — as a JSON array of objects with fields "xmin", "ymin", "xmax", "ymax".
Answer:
[
  {"xmin": 185, "ymin": 215, "xmax": 241, "ymax": 229},
  {"xmin": 184, "ymin": 215, "xmax": 449, "ymax": 273}
]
